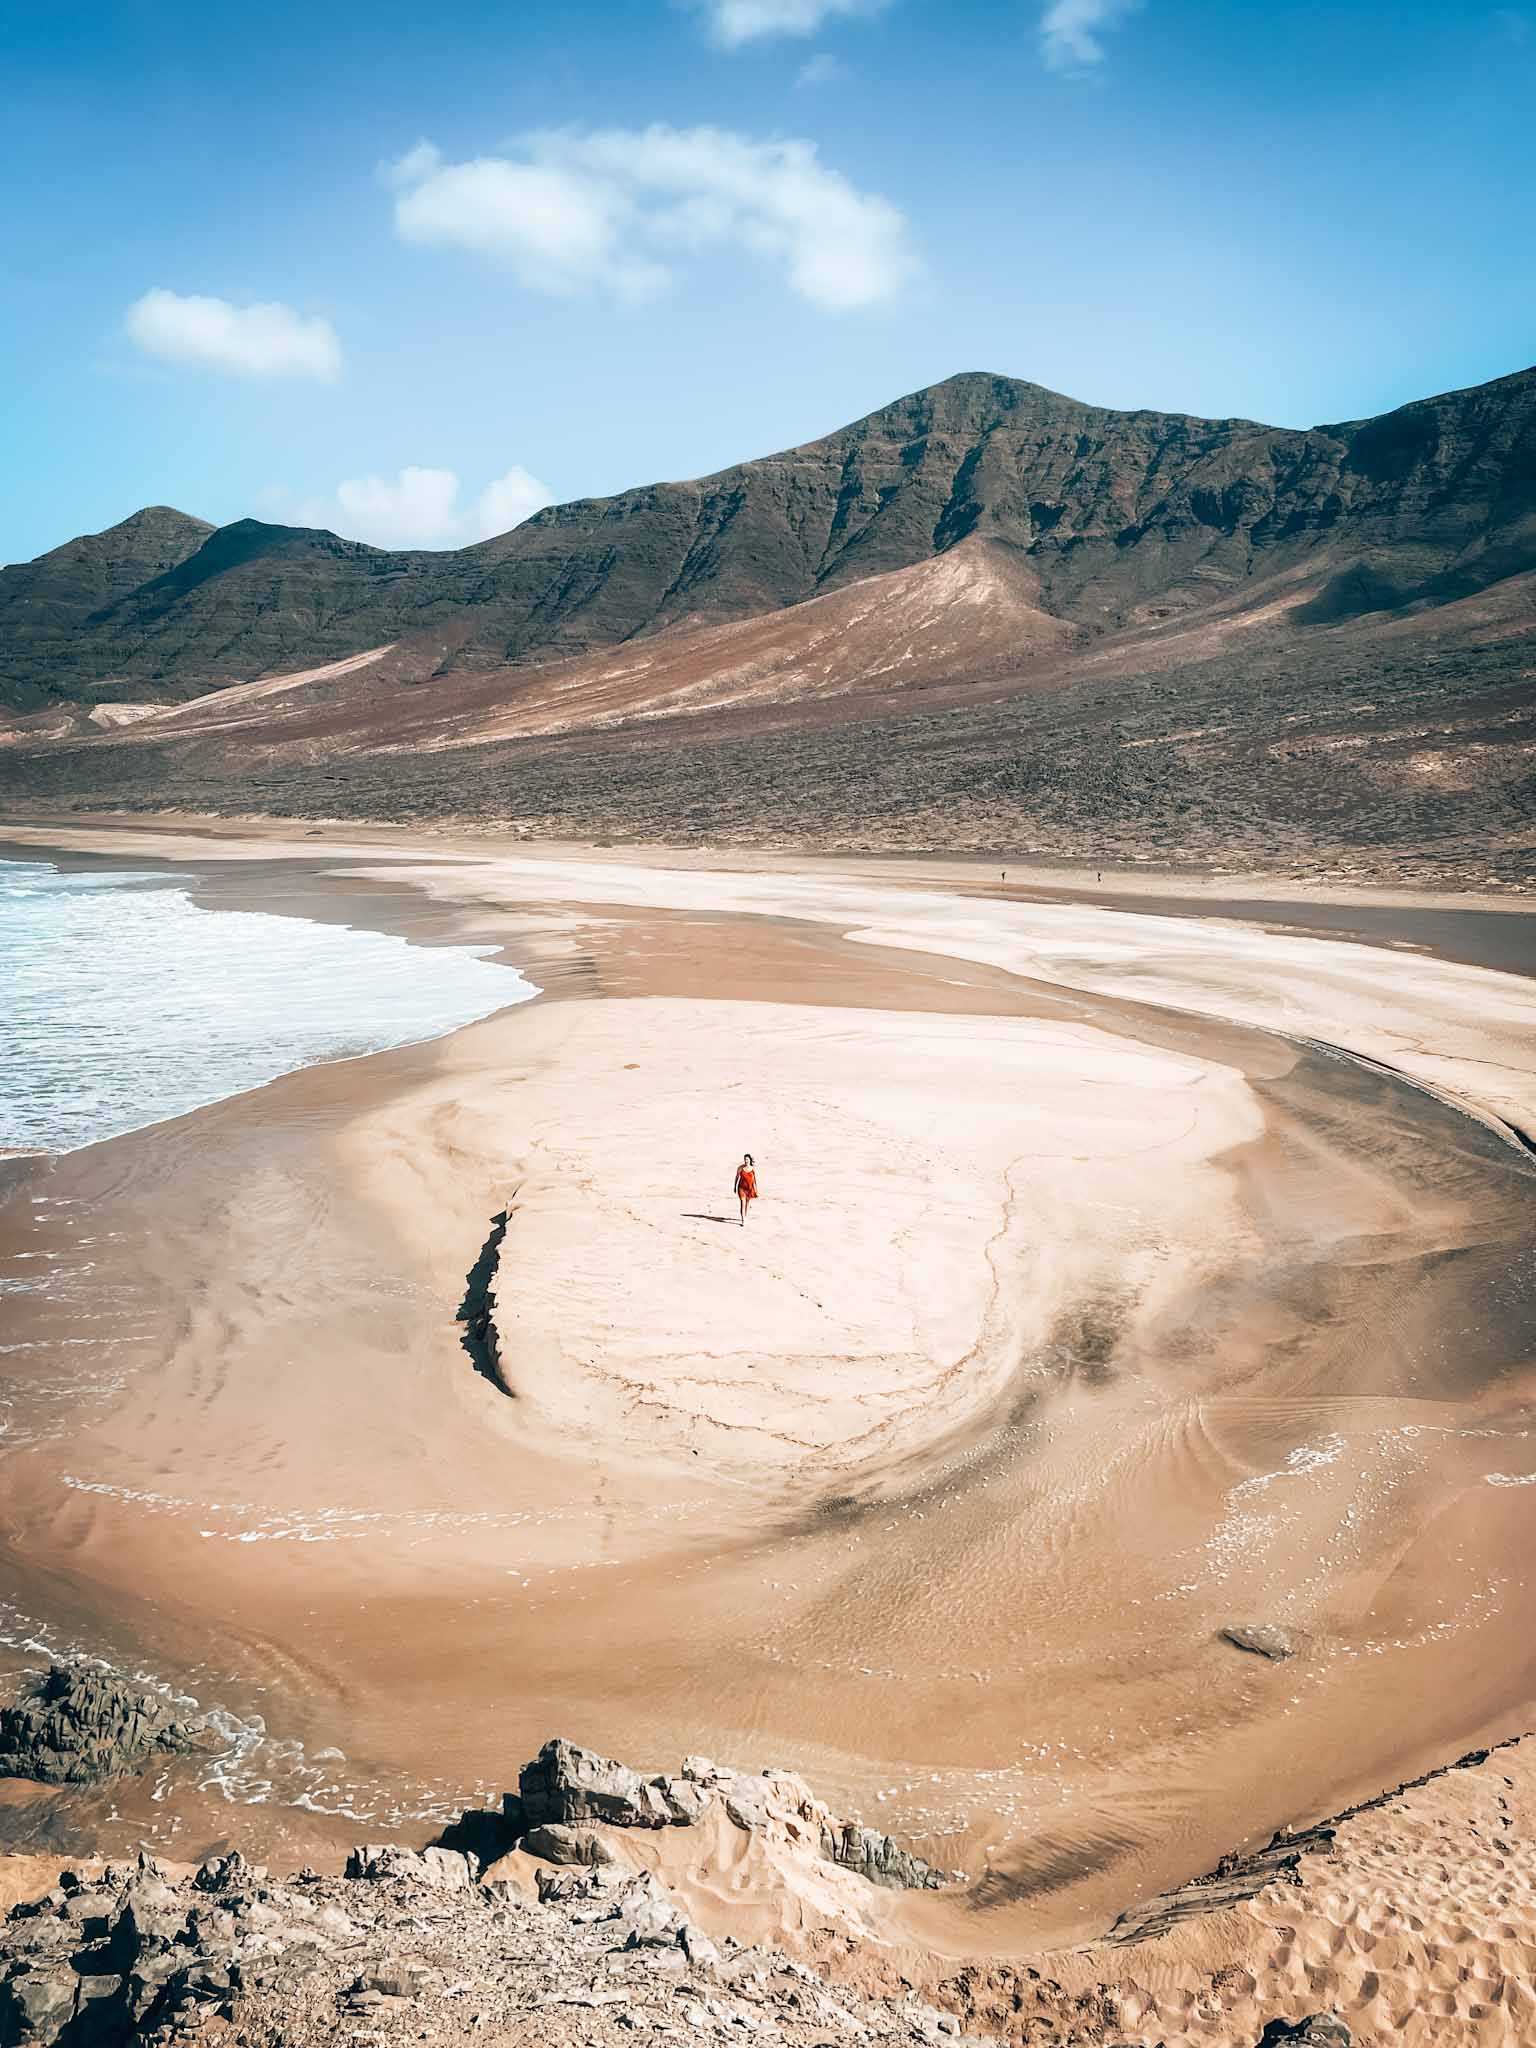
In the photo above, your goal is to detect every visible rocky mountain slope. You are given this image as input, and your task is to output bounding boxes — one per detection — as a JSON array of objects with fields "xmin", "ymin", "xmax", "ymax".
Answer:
[
  {"xmin": 0, "ymin": 510, "xmax": 215, "ymax": 707},
  {"xmin": 6, "ymin": 564, "xmax": 1529, "ymax": 886},
  {"xmin": 4, "ymin": 365, "xmax": 1531, "ymax": 882},
  {"xmin": 4, "ymin": 366, "xmax": 1533, "ymax": 713},
  {"xmin": 0, "ymin": 1694, "xmax": 983, "ymax": 2048}
]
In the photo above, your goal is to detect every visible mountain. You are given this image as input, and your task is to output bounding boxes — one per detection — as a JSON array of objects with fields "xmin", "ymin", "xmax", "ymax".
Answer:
[
  {"xmin": 0, "ymin": 508, "xmax": 215, "ymax": 708},
  {"xmin": 4, "ymin": 366, "xmax": 1534, "ymax": 714},
  {"xmin": 3, "ymin": 367, "xmax": 1533, "ymax": 886}
]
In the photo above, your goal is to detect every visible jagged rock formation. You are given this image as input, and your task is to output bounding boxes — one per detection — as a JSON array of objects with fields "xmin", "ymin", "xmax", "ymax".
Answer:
[
  {"xmin": 0, "ymin": 1846, "xmax": 991, "ymax": 2047},
  {"xmin": 510, "ymin": 1740, "xmax": 948, "ymax": 1890},
  {"xmin": 3, "ymin": 365, "xmax": 1532, "ymax": 711},
  {"xmin": 1255, "ymin": 2019, "xmax": 1352, "ymax": 2046},
  {"xmin": 0, "ymin": 1840, "xmax": 1357, "ymax": 2048},
  {"xmin": 0, "ymin": 1668, "xmax": 218, "ymax": 1789},
  {"xmin": 518, "ymin": 1738, "xmax": 713, "ymax": 1831},
  {"xmin": 818, "ymin": 1817, "xmax": 946, "ymax": 1892}
]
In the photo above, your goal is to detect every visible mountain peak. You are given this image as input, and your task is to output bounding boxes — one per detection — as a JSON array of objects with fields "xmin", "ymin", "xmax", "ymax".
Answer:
[
  {"xmin": 101, "ymin": 506, "xmax": 215, "ymax": 546},
  {"xmin": 836, "ymin": 370, "xmax": 1095, "ymax": 442},
  {"xmin": 122, "ymin": 503, "xmax": 213, "ymax": 527}
]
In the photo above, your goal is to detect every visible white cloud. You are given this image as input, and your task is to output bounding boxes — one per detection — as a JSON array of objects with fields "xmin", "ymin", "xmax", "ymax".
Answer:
[
  {"xmin": 687, "ymin": 0, "xmax": 890, "ymax": 47},
  {"xmin": 381, "ymin": 140, "xmax": 443, "ymax": 188},
  {"xmin": 472, "ymin": 465, "xmax": 558, "ymax": 536},
  {"xmin": 125, "ymin": 290, "xmax": 341, "ymax": 380},
  {"xmin": 391, "ymin": 151, "xmax": 667, "ymax": 300},
  {"xmin": 387, "ymin": 124, "xmax": 916, "ymax": 313},
  {"xmin": 277, "ymin": 464, "xmax": 553, "ymax": 549},
  {"xmin": 1039, "ymin": 0, "xmax": 1141, "ymax": 70}
]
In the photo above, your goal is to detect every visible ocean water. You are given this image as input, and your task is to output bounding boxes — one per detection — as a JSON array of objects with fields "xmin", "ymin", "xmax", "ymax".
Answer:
[{"xmin": 0, "ymin": 860, "xmax": 538, "ymax": 1153}]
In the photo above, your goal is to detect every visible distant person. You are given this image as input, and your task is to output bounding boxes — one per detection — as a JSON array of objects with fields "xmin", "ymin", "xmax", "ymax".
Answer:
[{"xmin": 734, "ymin": 1153, "xmax": 758, "ymax": 1227}]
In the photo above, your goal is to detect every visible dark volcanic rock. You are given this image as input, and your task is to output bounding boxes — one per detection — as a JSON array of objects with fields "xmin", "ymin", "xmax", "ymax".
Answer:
[
  {"xmin": 818, "ymin": 1819, "xmax": 947, "ymax": 1892},
  {"xmin": 519, "ymin": 1737, "xmax": 710, "ymax": 1830},
  {"xmin": 1255, "ymin": 2018, "xmax": 1352, "ymax": 2047},
  {"xmin": 1220, "ymin": 1625, "xmax": 1298, "ymax": 1661},
  {"xmin": 0, "ymin": 1843, "xmax": 997, "ymax": 2047},
  {"xmin": 433, "ymin": 1798, "xmax": 522, "ymax": 1871},
  {"xmin": 0, "ymin": 1667, "xmax": 218, "ymax": 1787},
  {"xmin": 4, "ymin": 365, "xmax": 1533, "ymax": 710}
]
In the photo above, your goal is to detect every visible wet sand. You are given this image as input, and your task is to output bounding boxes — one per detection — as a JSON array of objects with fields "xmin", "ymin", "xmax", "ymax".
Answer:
[{"xmin": 2, "ymin": 821, "xmax": 1535, "ymax": 1992}]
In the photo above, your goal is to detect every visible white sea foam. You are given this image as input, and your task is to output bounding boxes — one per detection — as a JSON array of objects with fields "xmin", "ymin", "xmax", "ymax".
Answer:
[
  {"xmin": 1228, "ymin": 1431, "xmax": 1347, "ymax": 1501},
  {"xmin": 0, "ymin": 859, "xmax": 538, "ymax": 1152}
]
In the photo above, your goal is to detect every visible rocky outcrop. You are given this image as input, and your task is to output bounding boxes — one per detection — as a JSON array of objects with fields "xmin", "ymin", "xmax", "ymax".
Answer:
[
  {"xmin": 517, "ymin": 1741, "xmax": 950, "ymax": 1890},
  {"xmin": 342, "ymin": 1845, "xmax": 474, "ymax": 1890},
  {"xmin": 433, "ymin": 1800, "xmax": 522, "ymax": 1869},
  {"xmin": 0, "ymin": 1723, "xmax": 1385, "ymax": 2048},
  {"xmin": 4, "ymin": 365, "xmax": 1532, "ymax": 710},
  {"xmin": 1254, "ymin": 2019, "xmax": 1352, "ymax": 2047},
  {"xmin": 818, "ymin": 1819, "xmax": 947, "ymax": 1892},
  {"xmin": 0, "ymin": 1846, "xmax": 991, "ymax": 2047},
  {"xmin": 1219, "ymin": 1625, "xmax": 1297, "ymax": 1661},
  {"xmin": 520, "ymin": 1823, "xmax": 627, "ymax": 1868},
  {"xmin": 519, "ymin": 1738, "xmax": 712, "ymax": 1831},
  {"xmin": 0, "ymin": 1668, "xmax": 218, "ymax": 1788}
]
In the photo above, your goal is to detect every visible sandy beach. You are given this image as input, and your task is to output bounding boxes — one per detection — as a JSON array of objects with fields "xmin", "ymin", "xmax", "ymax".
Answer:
[{"xmin": 2, "ymin": 819, "xmax": 1535, "ymax": 2042}]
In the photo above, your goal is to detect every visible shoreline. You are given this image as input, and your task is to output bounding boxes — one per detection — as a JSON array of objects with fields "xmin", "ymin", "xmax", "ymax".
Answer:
[
  {"xmin": 6, "ymin": 820, "xmax": 1533, "ymax": 1281},
  {"xmin": 2, "ymin": 816, "xmax": 1535, "ymax": 1986},
  {"xmin": 8, "ymin": 803, "xmax": 1536, "ymax": 905},
  {"xmin": 4, "ymin": 812, "xmax": 1534, "ymax": 992},
  {"xmin": 0, "ymin": 844, "xmax": 543, "ymax": 1162}
]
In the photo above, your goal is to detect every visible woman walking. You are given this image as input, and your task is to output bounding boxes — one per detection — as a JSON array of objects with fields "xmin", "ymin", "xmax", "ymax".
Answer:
[{"xmin": 734, "ymin": 1153, "xmax": 758, "ymax": 1227}]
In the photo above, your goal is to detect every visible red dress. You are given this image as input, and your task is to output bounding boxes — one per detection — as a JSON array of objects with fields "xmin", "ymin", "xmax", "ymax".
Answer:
[{"xmin": 734, "ymin": 1165, "xmax": 758, "ymax": 1204}]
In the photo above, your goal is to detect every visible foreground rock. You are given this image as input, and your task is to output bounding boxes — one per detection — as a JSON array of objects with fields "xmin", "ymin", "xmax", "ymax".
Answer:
[
  {"xmin": 0, "ymin": 1716, "xmax": 1388, "ymax": 2048},
  {"xmin": 515, "ymin": 1740, "xmax": 952, "ymax": 1890},
  {"xmin": 517, "ymin": 1738, "xmax": 711, "ymax": 1832},
  {"xmin": 0, "ymin": 1668, "xmax": 219, "ymax": 1788},
  {"xmin": 1219, "ymin": 1625, "xmax": 1297, "ymax": 1662},
  {"xmin": 1254, "ymin": 2020, "xmax": 1352, "ymax": 2046},
  {"xmin": 0, "ymin": 1847, "xmax": 994, "ymax": 2047}
]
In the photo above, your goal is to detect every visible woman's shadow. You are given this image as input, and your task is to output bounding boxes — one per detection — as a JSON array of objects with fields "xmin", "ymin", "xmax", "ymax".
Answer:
[{"xmin": 682, "ymin": 1212, "xmax": 737, "ymax": 1224}]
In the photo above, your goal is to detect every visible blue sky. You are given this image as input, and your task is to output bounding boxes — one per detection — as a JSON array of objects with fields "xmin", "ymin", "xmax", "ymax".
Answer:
[{"xmin": 4, "ymin": 0, "xmax": 1533, "ymax": 564}]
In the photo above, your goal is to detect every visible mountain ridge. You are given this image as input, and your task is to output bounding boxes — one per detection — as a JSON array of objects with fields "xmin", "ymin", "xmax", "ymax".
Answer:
[{"xmin": 4, "ymin": 362, "xmax": 1533, "ymax": 714}]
